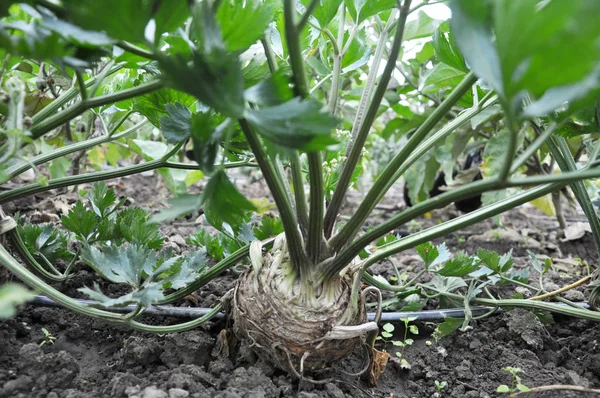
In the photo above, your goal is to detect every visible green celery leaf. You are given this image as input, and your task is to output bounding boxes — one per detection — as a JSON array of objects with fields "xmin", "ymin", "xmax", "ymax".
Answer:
[
  {"xmin": 450, "ymin": 0, "xmax": 503, "ymax": 95},
  {"xmin": 403, "ymin": 10, "xmax": 441, "ymax": 41},
  {"xmin": 133, "ymin": 88, "xmax": 197, "ymax": 128},
  {"xmin": 433, "ymin": 317, "xmax": 463, "ymax": 340},
  {"xmin": 158, "ymin": 251, "xmax": 207, "ymax": 290},
  {"xmin": 302, "ymin": 0, "xmax": 341, "ymax": 27},
  {"xmin": 244, "ymin": 70, "xmax": 294, "ymax": 107},
  {"xmin": 117, "ymin": 208, "xmax": 164, "ymax": 249},
  {"xmin": 190, "ymin": 112, "xmax": 225, "ymax": 174},
  {"xmin": 147, "ymin": 194, "xmax": 203, "ymax": 224},
  {"xmin": 61, "ymin": 200, "xmax": 98, "ymax": 239},
  {"xmin": 88, "ymin": 182, "xmax": 120, "ymax": 218},
  {"xmin": 477, "ymin": 248, "xmax": 513, "ymax": 274},
  {"xmin": 432, "ymin": 22, "xmax": 467, "ymax": 72},
  {"xmin": 61, "ymin": 0, "xmax": 153, "ymax": 43},
  {"xmin": 186, "ymin": 230, "xmax": 226, "ymax": 260},
  {"xmin": 160, "ymin": 51, "xmax": 245, "ymax": 119},
  {"xmin": 438, "ymin": 252, "xmax": 480, "ymax": 277},
  {"xmin": 161, "ymin": 1, "xmax": 245, "ymax": 118},
  {"xmin": 160, "ymin": 102, "xmax": 193, "ymax": 145},
  {"xmin": 420, "ymin": 63, "xmax": 466, "ymax": 94},
  {"xmin": 217, "ymin": 0, "xmax": 279, "ymax": 52},
  {"xmin": 345, "ymin": 0, "xmax": 395, "ymax": 24},
  {"xmin": 19, "ymin": 223, "xmax": 72, "ymax": 263},
  {"xmin": 80, "ymin": 243, "xmax": 159, "ymax": 287},
  {"xmin": 203, "ymin": 170, "xmax": 256, "ymax": 231},
  {"xmin": 245, "ymin": 98, "xmax": 338, "ymax": 150},
  {"xmin": 79, "ymin": 282, "xmax": 164, "ymax": 308}
]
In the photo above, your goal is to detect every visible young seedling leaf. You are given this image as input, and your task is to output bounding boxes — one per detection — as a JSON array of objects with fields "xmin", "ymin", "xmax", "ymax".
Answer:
[
  {"xmin": 427, "ymin": 274, "xmax": 467, "ymax": 294},
  {"xmin": 203, "ymin": 170, "xmax": 256, "ymax": 231},
  {"xmin": 496, "ymin": 385, "xmax": 510, "ymax": 393},
  {"xmin": 382, "ymin": 323, "xmax": 395, "ymax": 333},
  {"xmin": 477, "ymin": 248, "xmax": 513, "ymax": 274},
  {"xmin": 245, "ymin": 98, "xmax": 338, "ymax": 151}
]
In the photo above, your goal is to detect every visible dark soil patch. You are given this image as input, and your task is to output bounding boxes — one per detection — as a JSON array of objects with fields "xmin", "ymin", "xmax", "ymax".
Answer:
[{"xmin": 1, "ymin": 172, "xmax": 600, "ymax": 397}]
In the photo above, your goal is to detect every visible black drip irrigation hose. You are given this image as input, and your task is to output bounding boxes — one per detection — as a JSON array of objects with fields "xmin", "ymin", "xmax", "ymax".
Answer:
[{"xmin": 29, "ymin": 295, "xmax": 591, "ymax": 322}]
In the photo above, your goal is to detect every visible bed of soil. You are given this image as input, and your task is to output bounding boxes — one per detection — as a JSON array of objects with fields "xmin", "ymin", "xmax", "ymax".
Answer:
[{"xmin": 1, "ymin": 171, "xmax": 600, "ymax": 398}]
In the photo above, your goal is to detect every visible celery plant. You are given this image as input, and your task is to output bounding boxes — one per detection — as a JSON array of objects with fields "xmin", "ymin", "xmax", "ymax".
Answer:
[{"xmin": 1, "ymin": 0, "xmax": 600, "ymax": 377}]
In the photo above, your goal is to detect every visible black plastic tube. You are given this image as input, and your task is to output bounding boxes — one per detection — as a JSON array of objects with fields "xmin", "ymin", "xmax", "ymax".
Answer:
[{"xmin": 28, "ymin": 295, "xmax": 590, "ymax": 322}]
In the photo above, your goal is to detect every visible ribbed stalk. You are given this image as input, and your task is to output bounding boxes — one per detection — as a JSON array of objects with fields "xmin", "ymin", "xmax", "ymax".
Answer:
[
  {"xmin": 323, "ymin": 5, "xmax": 408, "ymax": 239},
  {"xmin": 329, "ymin": 72, "xmax": 477, "ymax": 251}
]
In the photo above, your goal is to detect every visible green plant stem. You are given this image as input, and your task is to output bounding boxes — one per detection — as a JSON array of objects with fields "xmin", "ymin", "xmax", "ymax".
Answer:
[
  {"xmin": 421, "ymin": 284, "xmax": 600, "ymax": 321},
  {"xmin": 325, "ymin": 158, "xmax": 600, "ymax": 277},
  {"xmin": 329, "ymin": 72, "xmax": 477, "ymax": 250},
  {"xmin": 0, "ymin": 159, "xmax": 254, "ymax": 204},
  {"xmin": 307, "ymin": 153, "xmax": 326, "ymax": 262},
  {"xmin": 291, "ymin": 153, "xmax": 309, "ymax": 233},
  {"xmin": 550, "ymin": 136, "xmax": 600, "ymax": 264},
  {"xmin": 359, "ymin": 182, "xmax": 567, "ymax": 270},
  {"xmin": 0, "ymin": 244, "xmax": 221, "ymax": 332},
  {"xmin": 239, "ymin": 119, "xmax": 307, "ymax": 274},
  {"xmin": 510, "ymin": 122, "xmax": 558, "ymax": 173},
  {"xmin": 323, "ymin": 6, "xmax": 407, "ymax": 239},
  {"xmin": 284, "ymin": 0, "xmax": 327, "ymax": 264},
  {"xmin": 327, "ymin": 4, "xmax": 344, "ymax": 115},
  {"xmin": 32, "ymin": 63, "xmax": 124, "ymax": 124},
  {"xmin": 261, "ymin": 38, "xmax": 279, "ymax": 74},
  {"xmin": 30, "ymin": 79, "xmax": 163, "ymax": 139},
  {"xmin": 117, "ymin": 41, "xmax": 157, "ymax": 60},
  {"xmin": 75, "ymin": 71, "xmax": 88, "ymax": 101},
  {"xmin": 89, "ymin": 60, "xmax": 116, "ymax": 99},
  {"xmin": 497, "ymin": 275, "xmax": 579, "ymax": 308},
  {"xmin": 6, "ymin": 119, "xmax": 147, "ymax": 180},
  {"xmin": 297, "ymin": 0, "xmax": 319, "ymax": 31},
  {"xmin": 160, "ymin": 243, "xmax": 253, "ymax": 303},
  {"xmin": 8, "ymin": 231, "xmax": 68, "ymax": 282},
  {"xmin": 284, "ymin": 0, "xmax": 309, "ymax": 98}
]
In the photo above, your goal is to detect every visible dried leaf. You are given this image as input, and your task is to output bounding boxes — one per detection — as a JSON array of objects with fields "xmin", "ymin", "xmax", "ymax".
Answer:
[{"xmin": 367, "ymin": 347, "xmax": 390, "ymax": 386}]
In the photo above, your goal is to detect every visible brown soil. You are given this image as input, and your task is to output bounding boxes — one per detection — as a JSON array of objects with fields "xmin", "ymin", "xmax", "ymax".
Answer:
[{"xmin": 1, "ymin": 171, "xmax": 599, "ymax": 398}]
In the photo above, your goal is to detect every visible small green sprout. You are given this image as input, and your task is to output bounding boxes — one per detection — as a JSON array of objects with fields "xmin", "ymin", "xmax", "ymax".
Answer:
[
  {"xmin": 497, "ymin": 367, "xmax": 530, "ymax": 396},
  {"xmin": 435, "ymin": 380, "xmax": 447, "ymax": 392},
  {"xmin": 39, "ymin": 328, "xmax": 57, "ymax": 347}
]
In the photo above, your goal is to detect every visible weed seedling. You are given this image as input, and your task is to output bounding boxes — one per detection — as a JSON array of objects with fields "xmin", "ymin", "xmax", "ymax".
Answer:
[
  {"xmin": 435, "ymin": 380, "xmax": 447, "ymax": 392},
  {"xmin": 39, "ymin": 328, "xmax": 56, "ymax": 347},
  {"xmin": 497, "ymin": 367, "xmax": 530, "ymax": 396}
]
